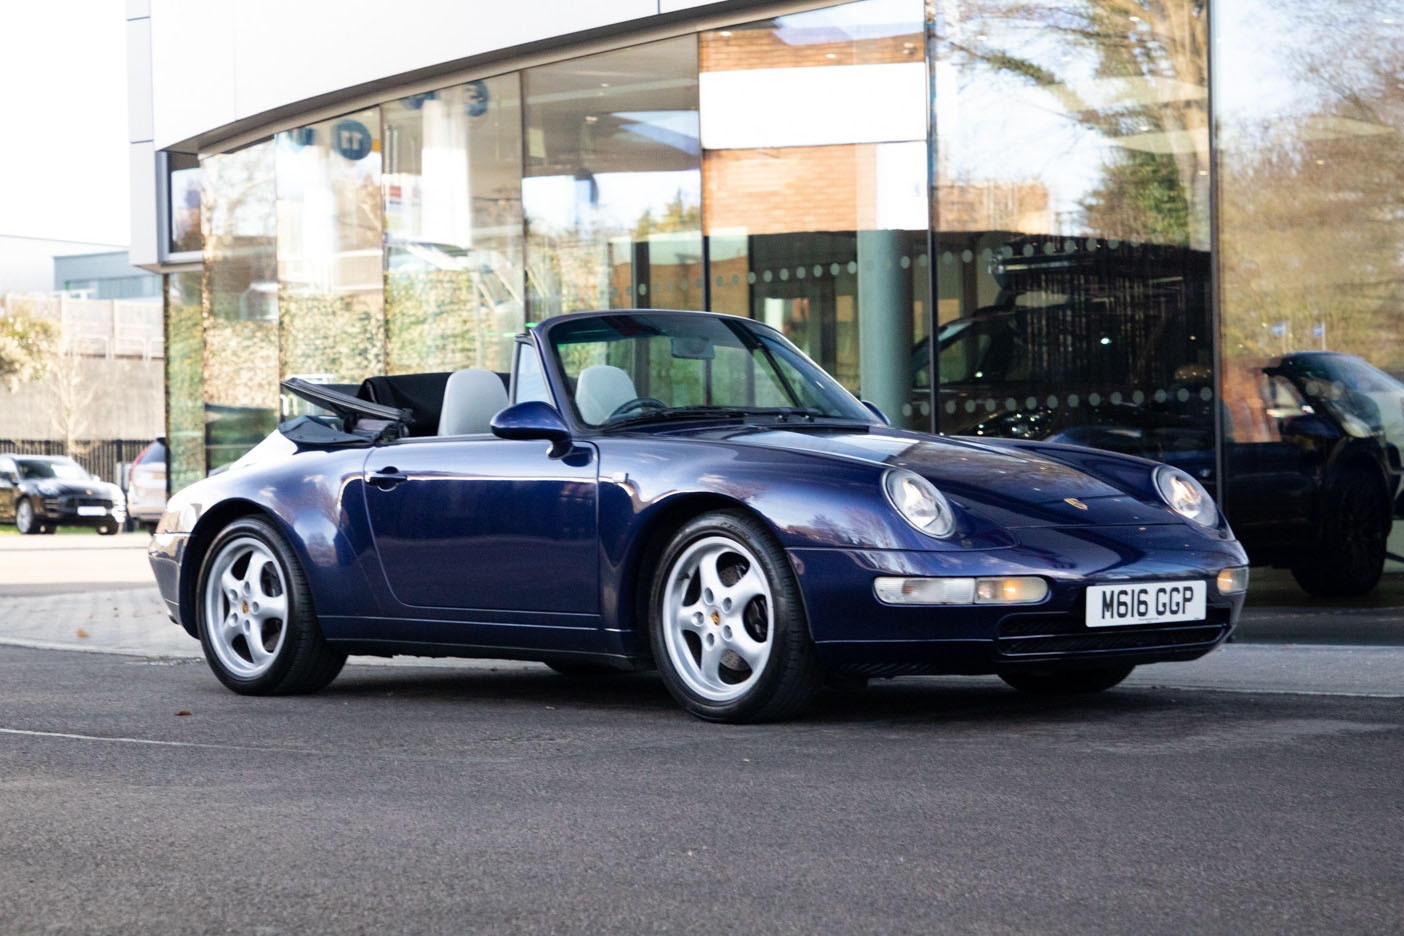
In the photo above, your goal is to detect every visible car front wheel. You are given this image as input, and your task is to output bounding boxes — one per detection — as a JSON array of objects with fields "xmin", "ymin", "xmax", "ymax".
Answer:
[
  {"xmin": 999, "ymin": 664, "xmax": 1135, "ymax": 695},
  {"xmin": 15, "ymin": 498, "xmax": 40, "ymax": 534},
  {"xmin": 649, "ymin": 510, "xmax": 821, "ymax": 723},
  {"xmin": 1290, "ymin": 466, "xmax": 1391, "ymax": 597},
  {"xmin": 196, "ymin": 516, "xmax": 346, "ymax": 695}
]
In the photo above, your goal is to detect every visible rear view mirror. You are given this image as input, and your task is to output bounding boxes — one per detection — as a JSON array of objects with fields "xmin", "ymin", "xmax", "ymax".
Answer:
[{"xmin": 671, "ymin": 336, "xmax": 714, "ymax": 360}]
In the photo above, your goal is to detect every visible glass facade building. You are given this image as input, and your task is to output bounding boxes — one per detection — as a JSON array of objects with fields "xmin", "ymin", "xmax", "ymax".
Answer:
[{"xmin": 163, "ymin": 0, "xmax": 1403, "ymax": 602}]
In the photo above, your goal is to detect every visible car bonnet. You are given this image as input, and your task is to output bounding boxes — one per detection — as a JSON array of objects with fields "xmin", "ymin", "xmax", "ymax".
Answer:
[{"xmin": 711, "ymin": 425, "xmax": 1174, "ymax": 528}]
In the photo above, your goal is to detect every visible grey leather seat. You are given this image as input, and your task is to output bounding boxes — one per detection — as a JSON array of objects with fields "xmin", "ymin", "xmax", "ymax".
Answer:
[
  {"xmin": 575, "ymin": 364, "xmax": 638, "ymax": 424},
  {"xmin": 438, "ymin": 367, "xmax": 509, "ymax": 436}
]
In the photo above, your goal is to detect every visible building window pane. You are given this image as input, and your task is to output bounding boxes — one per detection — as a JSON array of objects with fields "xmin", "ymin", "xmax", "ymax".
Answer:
[
  {"xmin": 383, "ymin": 76, "xmax": 524, "ymax": 375},
  {"xmin": 168, "ymin": 152, "xmax": 203, "ymax": 255},
  {"xmin": 1216, "ymin": 1, "xmax": 1403, "ymax": 596},
  {"xmin": 276, "ymin": 108, "xmax": 386, "ymax": 392},
  {"xmin": 523, "ymin": 36, "xmax": 703, "ymax": 319},
  {"xmin": 201, "ymin": 142, "xmax": 279, "ymax": 471},
  {"xmin": 700, "ymin": 1, "xmax": 928, "ymax": 429},
  {"xmin": 165, "ymin": 270, "xmax": 204, "ymax": 491},
  {"xmin": 930, "ymin": 0, "xmax": 1213, "ymax": 476}
]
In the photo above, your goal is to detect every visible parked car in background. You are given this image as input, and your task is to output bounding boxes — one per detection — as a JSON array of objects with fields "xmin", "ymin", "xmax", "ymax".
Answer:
[
  {"xmin": 1274, "ymin": 352, "xmax": 1404, "ymax": 514},
  {"xmin": 0, "ymin": 454, "xmax": 126, "ymax": 535},
  {"xmin": 126, "ymin": 438, "xmax": 169, "ymax": 530}
]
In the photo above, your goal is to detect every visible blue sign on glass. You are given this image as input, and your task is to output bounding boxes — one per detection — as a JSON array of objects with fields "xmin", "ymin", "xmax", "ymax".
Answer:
[
  {"xmin": 287, "ymin": 126, "xmax": 316, "ymax": 149},
  {"xmin": 466, "ymin": 80, "xmax": 489, "ymax": 117},
  {"xmin": 333, "ymin": 119, "xmax": 373, "ymax": 161}
]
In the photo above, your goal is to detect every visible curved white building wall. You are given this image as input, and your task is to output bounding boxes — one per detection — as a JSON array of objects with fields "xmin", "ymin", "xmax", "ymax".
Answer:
[{"xmin": 147, "ymin": 0, "xmax": 725, "ymax": 152}]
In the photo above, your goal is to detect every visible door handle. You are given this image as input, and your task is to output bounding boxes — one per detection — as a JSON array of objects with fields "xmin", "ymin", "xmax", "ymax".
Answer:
[{"xmin": 366, "ymin": 467, "xmax": 408, "ymax": 490}]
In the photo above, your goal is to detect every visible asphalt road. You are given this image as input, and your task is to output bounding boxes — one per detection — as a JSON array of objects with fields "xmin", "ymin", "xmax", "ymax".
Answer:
[{"xmin": 2, "ymin": 645, "xmax": 1401, "ymax": 935}]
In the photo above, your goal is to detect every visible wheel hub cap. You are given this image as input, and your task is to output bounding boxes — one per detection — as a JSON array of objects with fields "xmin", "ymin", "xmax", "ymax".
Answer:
[
  {"xmin": 203, "ymin": 536, "xmax": 288, "ymax": 679},
  {"xmin": 661, "ymin": 535, "xmax": 774, "ymax": 703}
]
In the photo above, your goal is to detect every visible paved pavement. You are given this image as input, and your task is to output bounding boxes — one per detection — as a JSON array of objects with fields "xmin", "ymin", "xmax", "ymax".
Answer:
[
  {"xmin": 1, "ymin": 644, "xmax": 1401, "ymax": 935},
  {"xmin": 2, "ymin": 533, "xmax": 1402, "ymax": 933}
]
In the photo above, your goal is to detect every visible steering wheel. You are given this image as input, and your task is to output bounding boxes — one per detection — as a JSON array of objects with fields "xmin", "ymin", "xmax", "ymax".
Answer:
[{"xmin": 606, "ymin": 397, "xmax": 667, "ymax": 422}]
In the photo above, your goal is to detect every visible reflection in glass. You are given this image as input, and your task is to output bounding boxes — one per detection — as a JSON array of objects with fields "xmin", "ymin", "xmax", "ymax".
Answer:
[
  {"xmin": 1216, "ymin": 0, "xmax": 1402, "ymax": 597},
  {"xmin": 930, "ymin": 0, "xmax": 1213, "ymax": 476},
  {"xmin": 523, "ymin": 37, "xmax": 703, "ymax": 319},
  {"xmin": 201, "ymin": 143, "xmax": 279, "ymax": 470},
  {"xmin": 165, "ymin": 270, "xmax": 204, "ymax": 492},
  {"xmin": 168, "ymin": 152, "xmax": 203, "ymax": 255},
  {"xmin": 275, "ymin": 108, "xmax": 386, "ymax": 392},
  {"xmin": 700, "ymin": 0, "xmax": 928, "ymax": 428},
  {"xmin": 383, "ymin": 76, "xmax": 525, "ymax": 375}
]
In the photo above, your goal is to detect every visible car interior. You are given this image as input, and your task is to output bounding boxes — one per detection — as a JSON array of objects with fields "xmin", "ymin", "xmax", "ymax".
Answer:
[
  {"xmin": 343, "ymin": 363, "xmax": 644, "ymax": 437},
  {"xmin": 349, "ymin": 369, "xmax": 512, "ymax": 438}
]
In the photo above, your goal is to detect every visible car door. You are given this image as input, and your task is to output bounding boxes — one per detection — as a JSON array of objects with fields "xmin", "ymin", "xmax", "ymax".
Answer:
[{"xmin": 361, "ymin": 436, "xmax": 599, "ymax": 616}]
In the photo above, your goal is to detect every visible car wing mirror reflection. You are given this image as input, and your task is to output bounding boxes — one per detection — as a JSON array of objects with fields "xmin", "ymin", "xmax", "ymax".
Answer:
[{"xmin": 861, "ymin": 400, "xmax": 891, "ymax": 425}]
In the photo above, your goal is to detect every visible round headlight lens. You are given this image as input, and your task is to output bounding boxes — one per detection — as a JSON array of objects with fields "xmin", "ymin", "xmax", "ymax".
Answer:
[
  {"xmin": 883, "ymin": 468, "xmax": 956, "ymax": 538},
  {"xmin": 1154, "ymin": 465, "xmax": 1218, "ymax": 527}
]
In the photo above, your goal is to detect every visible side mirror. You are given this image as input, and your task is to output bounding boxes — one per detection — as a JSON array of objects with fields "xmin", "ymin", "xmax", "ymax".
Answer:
[
  {"xmin": 861, "ymin": 400, "xmax": 891, "ymax": 425},
  {"xmin": 491, "ymin": 401, "xmax": 572, "ymax": 455},
  {"xmin": 1281, "ymin": 413, "xmax": 1340, "ymax": 440}
]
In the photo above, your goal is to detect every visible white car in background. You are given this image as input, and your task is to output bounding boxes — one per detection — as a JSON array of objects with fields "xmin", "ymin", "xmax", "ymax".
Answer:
[{"xmin": 126, "ymin": 439, "xmax": 168, "ymax": 530}]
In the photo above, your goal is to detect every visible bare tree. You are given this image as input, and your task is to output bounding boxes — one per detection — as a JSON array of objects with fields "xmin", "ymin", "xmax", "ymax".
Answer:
[{"xmin": 44, "ymin": 340, "xmax": 98, "ymax": 457}]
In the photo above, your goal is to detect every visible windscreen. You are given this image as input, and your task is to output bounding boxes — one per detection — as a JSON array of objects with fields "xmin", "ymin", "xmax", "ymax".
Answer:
[
  {"xmin": 18, "ymin": 459, "xmax": 90, "ymax": 481},
  {"xmin": 546, "ymin": 313, "xmax": 874, "ymax": 427}
]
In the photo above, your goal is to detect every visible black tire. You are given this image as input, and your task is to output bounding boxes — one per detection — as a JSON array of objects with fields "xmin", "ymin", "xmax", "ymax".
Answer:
[
  {"xmin": 1290, "ymin": 467, "xmax": 1391, "ymax": 597},
  {"xmin": 96, "ymin": 519, "xmax": 119, "ymax": 536},
  {"xmin": 15, "ymin": 497, "xmax": 40, "ymax": 535},
  {"xmin": 195, "ymin": 516, "xmax": 346, "ymax": 695},
  {"xmin": 648, "ymin": 509, "xmax": 821, "ymax": 723},
  {"xmin": 999, "ymin": 664, "xmax": 1135, "ymax": 695}
]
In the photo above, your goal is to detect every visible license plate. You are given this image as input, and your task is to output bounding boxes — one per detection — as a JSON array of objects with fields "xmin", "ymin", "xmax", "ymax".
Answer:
[
  {"xmin": 77, "ymin": 506, "xmax": 106, "ymax": 517},
  {"xmin": 1086, "ymin": 581, "xmax": 1205, "ymax": 628}
]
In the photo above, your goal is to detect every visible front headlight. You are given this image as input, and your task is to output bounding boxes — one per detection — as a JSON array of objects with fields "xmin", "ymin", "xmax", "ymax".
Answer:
[
  {"xmin": 1154, "ymin": 465, "xmax": 1218, "ymax": 527},
  {"xmin": 883, "ymin": 468, "xmax": 956, "ymax": 538},
  {"xmin": 157, "ymin": 501, "xmax": 202, "ymax": 534},
  {"xmin": 36, "ymin": 482, "xmax": 61, "ymax": 496}
]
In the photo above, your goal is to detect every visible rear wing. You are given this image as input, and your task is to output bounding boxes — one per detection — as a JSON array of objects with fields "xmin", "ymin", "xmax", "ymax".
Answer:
[{"xmin": 279, "ymin": 378, "xmax": 412, "ymax": 446}]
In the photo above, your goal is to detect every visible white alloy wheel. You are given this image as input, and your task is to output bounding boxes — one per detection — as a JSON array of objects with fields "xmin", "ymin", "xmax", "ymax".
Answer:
[
  {"xmin": 660, "ymin": 534, "xmax": 775, "ymax": 703},
  {"xmin": 202, "ymin": 535, "xmax": 289, "ymax": 678}
]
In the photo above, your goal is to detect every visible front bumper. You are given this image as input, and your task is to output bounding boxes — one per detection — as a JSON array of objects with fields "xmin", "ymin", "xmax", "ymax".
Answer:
[
  {"xmin": 35, "ymin": 495, "xmax": 123, "ymax": 526},
  {"xmin": 148, "ymin": 532, "xmax": 191, "ymax": 634},
  {"xmin": 790, "ymin": 523, "xmax": 1247, "ymax": 676}
]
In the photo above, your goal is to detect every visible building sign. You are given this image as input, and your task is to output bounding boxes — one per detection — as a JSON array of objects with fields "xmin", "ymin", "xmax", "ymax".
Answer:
[{"xmin": 333, "ymin": 119, "xmax": 373, "ymax": 160}]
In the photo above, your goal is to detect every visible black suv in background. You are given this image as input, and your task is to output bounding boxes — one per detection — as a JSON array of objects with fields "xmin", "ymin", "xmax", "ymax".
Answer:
[{"xmin": 0, "ymin": 454, "xmax": 126, "ymax": 535}]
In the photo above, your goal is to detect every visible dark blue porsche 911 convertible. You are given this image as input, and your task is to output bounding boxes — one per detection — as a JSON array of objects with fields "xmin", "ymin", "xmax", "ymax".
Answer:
[{"xmin": 150, "ymin": 309, "xmax": 1249, "ymax": 722}]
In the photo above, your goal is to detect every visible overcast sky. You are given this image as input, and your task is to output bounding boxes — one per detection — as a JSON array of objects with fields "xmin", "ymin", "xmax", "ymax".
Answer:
[{"xmin": 0, "ymin": 1, "xmax": 129, "ymax": 247}]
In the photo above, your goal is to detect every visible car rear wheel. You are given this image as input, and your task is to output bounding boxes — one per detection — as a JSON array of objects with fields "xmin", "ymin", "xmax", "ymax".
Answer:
[
  {"xmin": 649, "ymin": 510, "xmax": 821, "ymax": 722},
  {"xmin": 999, "ymin": 664, "xmax": 1135, "ymax": 695},
  {"xmin": 1290, "ymin": 466, "xmax": 1391, "ymax": 597},
  {"xmin": 196, "ymin": 516, "xmax": 346, "ymax": 695},
  {"xmin": 15, "ymin": 498, "xmax": 39, "ymax": 535}
]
